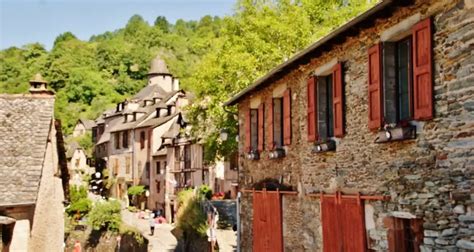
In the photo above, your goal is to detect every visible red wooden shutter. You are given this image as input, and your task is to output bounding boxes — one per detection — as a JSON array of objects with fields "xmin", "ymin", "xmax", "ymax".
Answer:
[
  {"xmin": 266, "ymin": 97, "xmax": 274, "ymax": 150},
  {"xmin": 321, "ymin": 197, "xmax": 340, "ymax": 252},
  {"xmin": 258, "ymin": 103, "xmax": 264, "ymax": 152},
  {"xmin": 368, "ymin": 43, "xmax": 383, "ymax": 130},
  {"xmin": 245, "ymin": 108, "xmax": 251, "ymax": 152},
  {"xmin": 412, "ymin": 18, "xmax": 433, "ymax": 120},
  {"xmin": 268, "ymin": 192, "xmax": 283, "ymax": 252},
  {"xmin": 333, "ymin": 62, "xmax": 344, "ymax": 137},
  {"xmin": 307, "ymin": 76, "xmax": 317, "ymax": 142},
  {"xmin": 283, "ymin": 89, "xmax": 291, "ymax": 145},
  {"xmin": 339, "ymin": 197, "xmax": 367, "ymax": 252}
]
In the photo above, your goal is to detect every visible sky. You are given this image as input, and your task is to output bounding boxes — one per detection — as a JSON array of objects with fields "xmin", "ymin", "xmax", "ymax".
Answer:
[{"xmin": 0, "ymin": 0, "xmax": 236, "ymax": 50}]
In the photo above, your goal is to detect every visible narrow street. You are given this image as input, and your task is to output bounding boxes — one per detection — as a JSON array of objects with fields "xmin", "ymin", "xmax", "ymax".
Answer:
[{"xmin": 121, "ymin": 210, "xmax": 178, "ymax": 252}]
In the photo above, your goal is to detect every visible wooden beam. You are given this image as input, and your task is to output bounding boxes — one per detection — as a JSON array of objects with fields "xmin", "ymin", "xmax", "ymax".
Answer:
[{"xmin": 307, "ymin": 192, "xmax": 390, "ymax": 201}]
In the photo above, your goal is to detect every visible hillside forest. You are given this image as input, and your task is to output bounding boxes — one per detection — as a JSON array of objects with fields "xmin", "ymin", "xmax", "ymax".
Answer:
[{"xmin": 0, "ymin": 0, "xmax": 376, "ymax": 161}]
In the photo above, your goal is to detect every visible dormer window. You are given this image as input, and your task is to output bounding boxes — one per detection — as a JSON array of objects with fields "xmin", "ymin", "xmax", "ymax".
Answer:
[
  {"xmin": 123, "ymin": 114, "xmax": 128, "ymax": 123},
  {"xmin": 133, "ymin": 112, "xmax": 137, "ymax": 121},
  {"xmin": 156, "ymin": 108, "xmax": 161, "ymax": 118},
  {"xmin": 167, "ymin": 105, "xmax": 172, "ymax": 116}
]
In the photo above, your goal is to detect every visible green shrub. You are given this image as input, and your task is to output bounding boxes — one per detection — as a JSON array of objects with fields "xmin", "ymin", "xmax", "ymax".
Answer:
[
  {"xmin": 176, "ymin": 189, "xmax": 208, "ymax": 237},
  {"xmin": 67, "ymin": 197, "xmax": 92, "ymax": 218},
  {"xmin": 70, "ymin": 185, "xmax": 88, "ymax": 203},
  {"xmin": 127, "ymin": 185, "xmax": 145, "ymax": 196},
  {"xmin": 88, "ymin": 200, "xmax": 122, "ymax": 232},
  {"xmin": 119, "ymin": 223, "xmax": 144, "ymax": 245},
  {"xmin": 198, "ymin": 185, "xmax": 212, "ymax": 200},
  {"xmin": 67, "ymin": 185, "xmax": 91, "ymax": 219}
]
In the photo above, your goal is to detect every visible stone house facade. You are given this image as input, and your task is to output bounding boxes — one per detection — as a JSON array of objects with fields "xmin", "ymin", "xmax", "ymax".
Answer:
[
  {"xmin": 226, "ymin": 0, "xmax": 473, "ymax": 251},
  {"xmin": 93, "ymin": 56, "xmax": 206, "ymax": 215},
  {"xmin": 0, "ymin": 75, "xmax": 66, "ymax": 252}
]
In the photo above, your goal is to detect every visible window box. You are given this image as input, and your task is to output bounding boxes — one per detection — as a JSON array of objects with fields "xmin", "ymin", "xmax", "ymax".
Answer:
[
  {"xmin": 312, "ymin": 139, "xmax": 336, "ymax": 153},
  {"xmin": 246, "ymin": 149, "xmax": 260, "ymax": 160},
  {"xmin": 268, "ymin": 147, "xmax": 285, "ymax": 159},
  {"xmin": 375, "ymin": 124, "xmax": 416, "ymax": 143}
]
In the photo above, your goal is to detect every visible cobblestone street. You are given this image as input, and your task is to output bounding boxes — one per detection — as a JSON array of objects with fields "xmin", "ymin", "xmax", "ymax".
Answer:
[{"xmin": 121, "ymin": 210, "xmax": 178, "ymax": 252}]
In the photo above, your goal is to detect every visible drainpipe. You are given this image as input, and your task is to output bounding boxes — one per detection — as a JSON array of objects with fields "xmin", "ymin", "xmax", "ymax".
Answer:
[{"xmin": 236, "ymin": 191, "xmax": 241, "ymax": 252}]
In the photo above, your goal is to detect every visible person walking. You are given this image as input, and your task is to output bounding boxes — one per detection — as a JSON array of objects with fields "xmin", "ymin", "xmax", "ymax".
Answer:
[{"xmin": 149, "ymin": 213, "xmax": 155, "ymax": 236}]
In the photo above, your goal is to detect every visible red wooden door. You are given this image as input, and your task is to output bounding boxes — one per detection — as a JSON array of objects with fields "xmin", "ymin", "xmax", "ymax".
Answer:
[
  {"xmin": 253, "ymin": 191, "xmax": 283, "ymax": 252},
  {"xmin": 321, "ymin": 195, "xmax": 366, "ymax": 252}
]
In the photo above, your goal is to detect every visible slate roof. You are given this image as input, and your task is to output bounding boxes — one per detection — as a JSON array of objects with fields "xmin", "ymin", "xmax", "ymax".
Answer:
[
  {"xmin": 133, "ymin": 84, "xmax": 167, "ymax": 100},
  {"xmin": 96, "ymin": 116, "xmax": 122, "ymax": 145},
  {"xmin": 79, "ymin": 119, "xmax": 96, "ymax": 130},
  {"xmin": 148, "ymin": 56, "xmax": 170, "ymax": 75},
  {"xmin": 0, "ymin": 94, "xmax": 55, "ymax": 206},
  {"xmin": 66, "ymin": 141, "xmax": 81, "ymax": 158}
]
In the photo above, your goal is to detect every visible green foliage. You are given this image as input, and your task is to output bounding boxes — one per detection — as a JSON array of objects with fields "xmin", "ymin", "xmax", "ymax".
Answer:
[
  {"xmin": 87, "ymin": 200, "xmax": 122, "ymax": 232},
  {"xmin": 1, "ymin": 1, "xmax": 376, "ymax": 155},
  {"xmin": 187, "ymin": 0, "xmax": 377, "ymax": 161},
  {"xmin": 176, "ymin": 189, "xmax": 208, "ymax": 237},
  {"xmin": 127, "ymin": 185, "xmax": 145, "ymax": 196},
  {"xmin": 67, "ymin": 185, "xmax": 92, "ymax": 219},
  {"xmin": 198, "ymin": 185, "xmax": 212, "ymax": 200}
]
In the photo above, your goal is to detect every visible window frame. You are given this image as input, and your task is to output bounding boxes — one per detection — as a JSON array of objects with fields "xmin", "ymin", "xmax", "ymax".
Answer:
[
  {"xmin": 272, "ymin": 97, "xmax": 284, "ymax": 148},
  {"xmin": 114, "ymin": 133, "xmax": 120, "ymax": 150},
  {"xmin": 122, "ymin": 130, "xmax": 128, "ymax": 148},
  {"xmin": 250, "ymin": 108, "xmax": 259, "ymax": 151},
  {"xmin": 140, "ymin": 131, "xmax": 146, "ymax": 149},
  {"xmin": 316, "ymin": 74, "xmax": 335, "ymax": 142},
  {"xmin": 156, "ymin": 161, "xmax": 161, "ymax": 175}
]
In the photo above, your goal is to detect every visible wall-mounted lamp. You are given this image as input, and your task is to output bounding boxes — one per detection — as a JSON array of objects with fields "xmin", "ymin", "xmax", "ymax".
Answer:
[
  {"xmin": 385, "ymin": 129, "xmax": 392, "ymax": 140},
  {"xmin": 145, "ymin": 190, "xmax": 150, "ymax": 197},
  {"xmin": 220, "ymin": 129, "xmax": 229, "ymax": 141}
]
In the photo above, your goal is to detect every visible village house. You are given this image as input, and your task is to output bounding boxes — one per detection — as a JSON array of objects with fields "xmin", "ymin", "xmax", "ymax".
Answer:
[
  {"xmin": 225, "ymin": 0, "xmax": 473, "ymax": 251},
  {"xmin": 0, "ymin": 74, "xmax": 67, "ymax": 252},
  {"xmin": 161, "ymin": 115, "xmax": 206, "ymax": 222},
  {"xmin": 92, "ymin": 56, "xmax": 206, "ymax": 219},
  {"xmin": 72, "ymin": 118, "xmax": 96, "ymax": 137}
]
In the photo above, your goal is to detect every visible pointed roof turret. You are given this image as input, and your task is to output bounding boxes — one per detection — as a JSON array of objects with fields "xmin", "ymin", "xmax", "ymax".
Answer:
[{"xmin": 148, "ymin": 55, "xmax": 170, "ymax": 75}]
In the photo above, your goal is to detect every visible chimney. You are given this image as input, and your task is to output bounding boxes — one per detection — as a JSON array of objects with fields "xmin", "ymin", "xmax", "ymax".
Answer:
[{"xmin": 29, "ymin": 73, "xmax": 54, "ymax": 95}]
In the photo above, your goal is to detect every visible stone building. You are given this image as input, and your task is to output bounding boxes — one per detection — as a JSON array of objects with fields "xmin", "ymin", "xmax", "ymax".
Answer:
[
  {"xmin": 66, "ymin": 141, "xmax": 93, "ymax": 187},
  {"xmin": 93, "ymin": 56, "xmax": 205, "ymax": 215},
  {"xmin": 0, "ymin": 74, "xmax": 66, "ymax": 252},
  {"xmin": 72, "ymin": 118, "xmax": 96, "ymax": 137},
  {"xmin": 225, "ymin": 0, "xmax": 473, "ymax": 251},
  {"xmin": 161, "ymin": 115, "xmax": 206, "ymax": 222}
]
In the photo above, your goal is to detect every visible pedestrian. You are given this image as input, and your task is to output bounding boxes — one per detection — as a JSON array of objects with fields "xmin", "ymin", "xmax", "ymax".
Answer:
[
  {"xmin": 149, "ymin": 213, "xmax": 155, "ymax": 236},
  {"xmin": 73, "ymin": 240, "xmax": 81, "ymax": 252}
]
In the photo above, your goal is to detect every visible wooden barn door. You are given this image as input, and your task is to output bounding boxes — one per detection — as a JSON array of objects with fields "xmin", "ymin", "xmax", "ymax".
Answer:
[
  {"xmin": 253, "ymin": 190, "xmax": 283, "ymax": 252},
  {"xmin": 321, "ymin": 194, "xmax": 367, "ymax": 252}
]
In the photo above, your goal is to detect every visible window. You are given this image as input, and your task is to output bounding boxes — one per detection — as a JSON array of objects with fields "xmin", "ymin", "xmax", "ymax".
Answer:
[
  {"xmin": 125, "ymin": 157, "xmax": 131, "ymax": 174},
  {"xmin": 250, "ymin": 109, "xmax": 258, "ymax": 150},
  {"xmin": 184, "ymin": 145, "xmax": 191, "ymax": 169},
  {"xmin": 385, "ymin": 217, "xmax": 423, "ymax": 252},
  {"xmin": 140, "ymin": 131, "xmax": 146, "ymax": 149},
  {"xmin": 382, "ymin": 37, "xmax": 413, "ymax": 124},
  {"xmin": 122, "ymin": 131, "xmax": 128, "ymax": 148},
  {"xmin": 156, "ymin": 162, "xmax": 161, "ymax": 175},
  {"xmin": 245, "ymin": 104, "xmax": 264, "ymax": 153},
  {"xmin": 156, "ymin": 181, "xmax": 161, "ymax": 193},
  {"xmin": 317, "ymin": 75, "xmax": 334, "ymax": 141},
  {"xmin": 273, "ymin": 98, "xmax": 283, "ymax": 148},
  {"xmin": 307, "ymin": 63, "xmax": 344, "ymax": 143},
  {"xmin": 115, "ymin": 133, "xmax": 120, "ymax": 149},
  {"xmin": 145, "ymin": 162, "xmax": 150, "ymax": 178},
  {"xmin": 164, "ymin": 161, "xmax": 167, "ymax": 172},
  {"xmin": 368, "ymin": 18, "xmax": 433, "ymax": 130}
]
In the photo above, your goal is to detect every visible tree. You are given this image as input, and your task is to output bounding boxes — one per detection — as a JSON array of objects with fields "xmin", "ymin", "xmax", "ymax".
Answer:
[{"xmin": 154, "ymin": 16, "xmax": 170, "ymax": 33}]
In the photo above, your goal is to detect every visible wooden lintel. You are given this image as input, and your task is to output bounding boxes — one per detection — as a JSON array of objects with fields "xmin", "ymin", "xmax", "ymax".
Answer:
[
  {"xmin": 306, "ymin": 193, "xmax": 390, "ymax": 201},
  {"xmin": 241, "ymin": 189, "xmax": 298, "ymax": 195}
]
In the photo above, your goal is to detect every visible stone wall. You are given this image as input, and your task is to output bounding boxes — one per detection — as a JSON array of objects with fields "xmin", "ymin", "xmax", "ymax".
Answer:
[{"xmin": 237, "ymin": 0, "xmax": 473, "ymax": 251}]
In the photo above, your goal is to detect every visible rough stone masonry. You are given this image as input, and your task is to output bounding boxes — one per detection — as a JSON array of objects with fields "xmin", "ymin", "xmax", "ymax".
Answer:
[{"xmin": 234, "ymin": 0, "xmax": 473, "ymax": 251}]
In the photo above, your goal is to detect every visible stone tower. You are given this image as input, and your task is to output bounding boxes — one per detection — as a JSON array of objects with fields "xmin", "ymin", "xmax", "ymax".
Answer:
[{"xmin": 148, "ymin": 56, "xmax": 179, "ymax": 92}]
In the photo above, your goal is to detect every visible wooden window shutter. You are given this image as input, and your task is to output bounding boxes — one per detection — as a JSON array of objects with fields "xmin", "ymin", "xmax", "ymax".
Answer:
[
  {"xmin": 307, "ymin": 76, "xmax": 317, "ymax": 142},
  {"xmin": 266, "ymin": 97, "xmax": 274, "ymax": 150},
  {"xmin": 332, "ymin": 62, "xmax": 344, "ymax": 137},
  {"xmin": 368, "ymin": 43, "xmax": 383, "ymax": 130},
  {"xmin": 412, "ymin": 18, "xmax": 433, "ymax": 120},
  {"xmin": 258, "ymin": 103, "xmax": 264, "ymax": 152},
  {"xmin": 283, "ymin": 89, "xmax": 291, "ymax": 145},
  {"xmin": 245, "ymin": 108, "xmax": 251, "ymax": 152}
]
